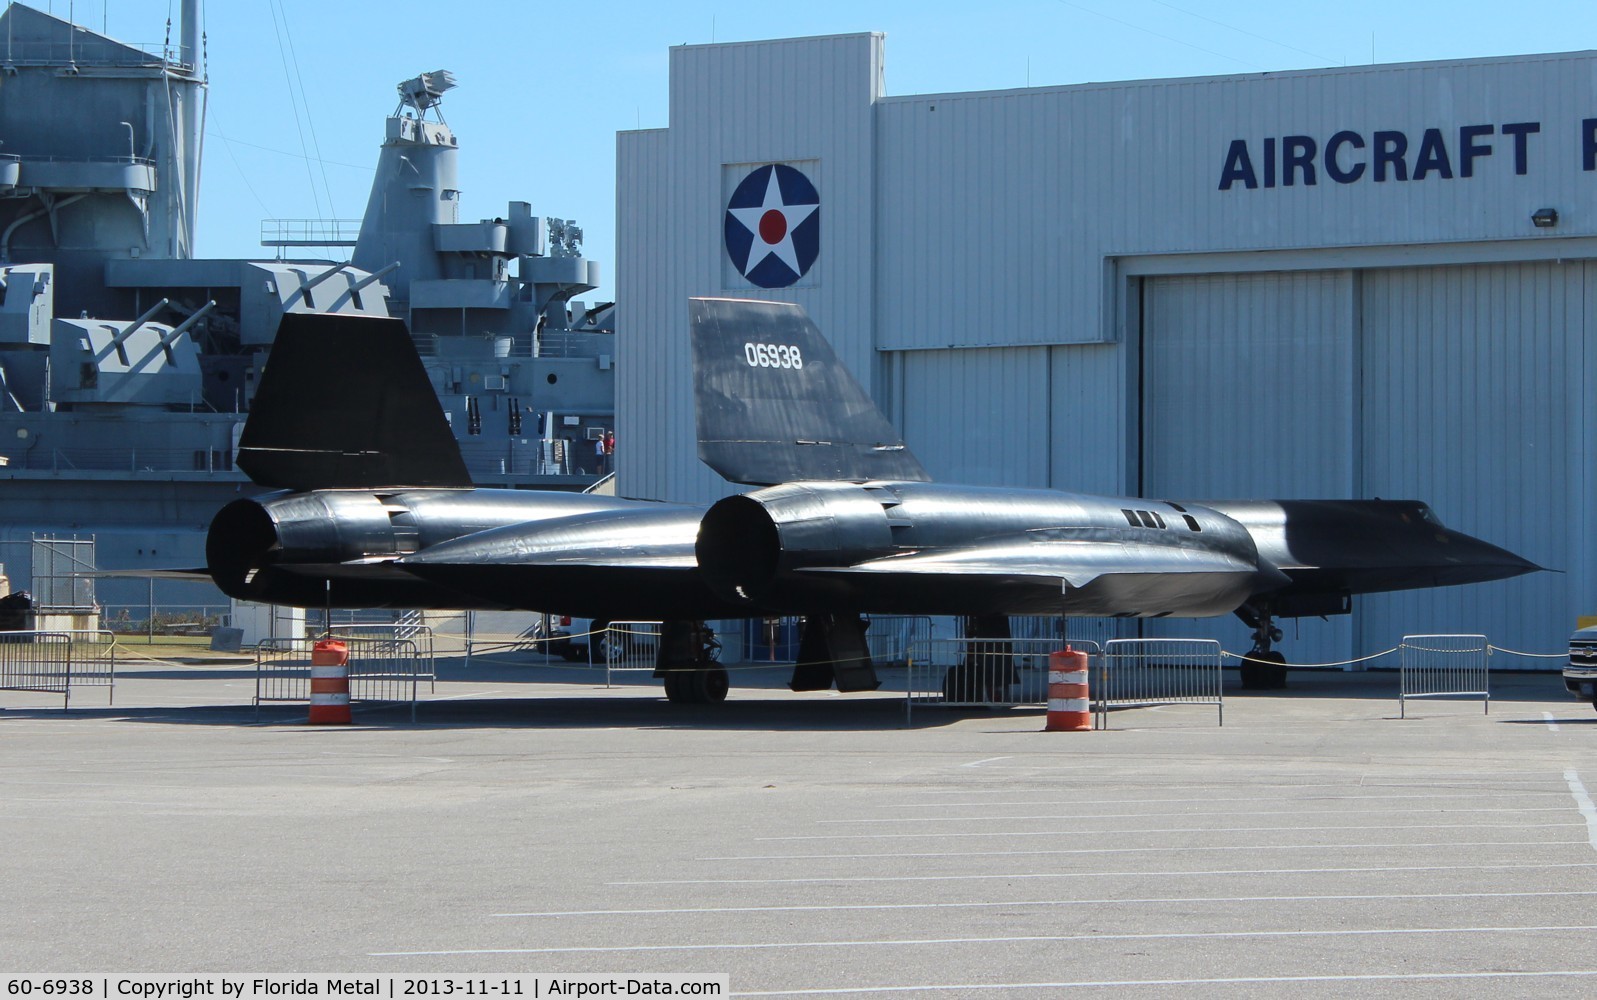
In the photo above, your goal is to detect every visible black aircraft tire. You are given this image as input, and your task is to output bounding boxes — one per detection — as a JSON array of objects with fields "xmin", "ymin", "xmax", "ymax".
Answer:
[
  {"xmin": 690, "ymin": 667, "xmax": 731, "ymax": 704},
  {"xmin": 1239, "ymin": 652, "xmax": 1289, "ymax": 691},
  {"xmin": 664, "ymin": 668, "xmax": 730, "ymax": 704}
]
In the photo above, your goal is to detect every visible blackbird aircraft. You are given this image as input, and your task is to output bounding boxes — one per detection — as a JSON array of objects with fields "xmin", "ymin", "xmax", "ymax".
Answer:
[
  {"xmin": 201, "ymin": 313, "xmax": 724, "ymax": 618},
  {"xmin": 205, "ymin": 306, "xmax": 1538, "ymax": 700},
  {"xmin": 396, "ymin": 298, "xmax": 1538, "ymax": 692}
]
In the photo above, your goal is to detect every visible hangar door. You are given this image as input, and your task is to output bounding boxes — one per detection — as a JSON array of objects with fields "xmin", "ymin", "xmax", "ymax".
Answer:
[
  {"xmin": 1355, "ymin": 262, "xmax": 1584, "ymax": 661},
  {"xmin": 1140, "ymin": 262, "xmax": 1587, "ymax": 665},
  {"xmin": 1140, "ymin": 271, "xmax": 1356, "ymax": 666}
]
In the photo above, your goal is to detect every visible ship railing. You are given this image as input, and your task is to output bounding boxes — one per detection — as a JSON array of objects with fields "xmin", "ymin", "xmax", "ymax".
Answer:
[
  {"xmin": 1, "ymin": 39, "xmax": 183, "ymax": 70},
  {"xmin": 10, "ymin": 446, "xmax": 238, "ymax": 474},
  {"xmin": 5, "ymin": 153, "xmax": 156, "ymax": 166},
  {"xmin": 260, "ymin": 219, "xmax": 362, "ymax": 247}
]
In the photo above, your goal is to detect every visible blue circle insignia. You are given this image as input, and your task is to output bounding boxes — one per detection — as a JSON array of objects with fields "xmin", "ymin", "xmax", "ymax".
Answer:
[{"xmin": 723, "ymin": 164, "xmax": 820, "ymax": 289}]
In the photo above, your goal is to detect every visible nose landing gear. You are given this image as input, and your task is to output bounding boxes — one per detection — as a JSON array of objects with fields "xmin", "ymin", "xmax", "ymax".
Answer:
[{"xmin": 1236, "ymin": 604, "xmax": 1288, "ymax": 690}]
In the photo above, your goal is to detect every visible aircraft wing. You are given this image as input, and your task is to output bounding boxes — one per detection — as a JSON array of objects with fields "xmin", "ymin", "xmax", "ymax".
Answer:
[
  {"xmin": 805, "ymin": 537, "xmax": 1280, "ymax": 591},
  {"xmin": 393, "ymin": 506, "xmax": 750, "ymax": 621},
  {"xmin": 399, "ymin": 505, "xmax": 704, "ymax": 570},
  {"xmin": 78, "ymin": 567, "xmax": 214, "ymax": 580}
]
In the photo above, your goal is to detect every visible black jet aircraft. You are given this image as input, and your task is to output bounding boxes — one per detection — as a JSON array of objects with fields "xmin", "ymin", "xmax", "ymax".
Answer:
[
  {"xmin": 201, "ymin": 313, "xmax": 728, "ymax": 619},
  {"xmin": 396, "ymin": 297, "xmax": 1539, "ymax": 693}
]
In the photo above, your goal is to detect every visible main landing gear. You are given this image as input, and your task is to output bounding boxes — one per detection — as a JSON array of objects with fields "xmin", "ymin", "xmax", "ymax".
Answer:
[
  {"xmin": 1235, "ymin": 603, "xmax": 1288, "ymax": 690},
  {"xmin": 655, "ymin": 620, "xmax": 729, "ymax": 704},
  {"xmin": 943, "ymin": 614, "xmax": 1016, "ymax": 703},
  {"xmin": 790, "ymin": 614, "xmax": 880, "ymax": 693}
]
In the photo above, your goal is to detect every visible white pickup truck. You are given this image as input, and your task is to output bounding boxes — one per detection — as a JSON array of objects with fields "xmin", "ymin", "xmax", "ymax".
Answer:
[{"xmin": 1566, "ymin": 626, "xmax": 1597, "ymax": 709}]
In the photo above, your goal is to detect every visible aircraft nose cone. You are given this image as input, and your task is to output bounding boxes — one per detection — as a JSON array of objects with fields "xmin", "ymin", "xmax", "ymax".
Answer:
[{"xmin": 1440, "ymin": 528, "xmax": 1544, "ymax": 582}]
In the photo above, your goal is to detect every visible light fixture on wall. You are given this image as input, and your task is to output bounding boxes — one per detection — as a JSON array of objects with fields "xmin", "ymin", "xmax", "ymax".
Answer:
[{"xmin": 1531, "ymin": 208, "xmax": 1559, "ymax": 228}]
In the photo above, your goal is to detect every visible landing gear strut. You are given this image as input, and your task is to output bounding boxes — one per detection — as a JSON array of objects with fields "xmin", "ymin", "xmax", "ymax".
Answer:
[
  {"xmin": 655, "ymin": 620, "xmax": 728, "ymax": 704},
  {"xmin": 943, "ymin": 614, "xmax": 1015, "ymax": 703},
  {"xmin": 790, "ymin": 614, "xmax": 880, "ymax": 693},
  {"xmin": 1235, "ymin": 603, "xmax": 1288, "ymax": 690}
]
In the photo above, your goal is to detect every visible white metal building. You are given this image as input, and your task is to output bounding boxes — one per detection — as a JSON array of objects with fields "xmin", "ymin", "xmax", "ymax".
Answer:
[{"xmin": 615, "ymin": 33, "xmax": 1597, "ymax": 664}]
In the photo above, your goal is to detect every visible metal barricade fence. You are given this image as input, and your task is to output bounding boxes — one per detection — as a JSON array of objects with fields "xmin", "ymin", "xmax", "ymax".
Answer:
[
  {"xmin": 1400, "ymin": 633, "xmax": 1489, "ymax": 717},
  {"xmin": 1096, "ymin": 638, "xmax": 1224, "ymax": 728},
  {"xmin": 327, "ymin": 624, "xmax": 436, "ymax": 691},
  {"xmin": 254, "ymin": 637, "xmax": 428, "ymax": 721},
  {"xmin": 53, "ymin": 629, "xmax": 116, "ymax": 702},
  {"xmin": 907, "ymin": 638, "xmax": 1102, "ymax": 724},
  {"xmin": 0, "ymin": 631, "xmax": 72, "ymax": 709},
  {"xmin": 602, "ymin": 621, "xmax": 662, "ymax": 686},
  {"xmin": 864, "ymin": 615, "xmax": 933, "ymax": 667}
]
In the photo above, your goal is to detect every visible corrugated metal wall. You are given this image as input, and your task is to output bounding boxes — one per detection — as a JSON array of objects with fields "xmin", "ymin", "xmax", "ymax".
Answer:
[
  {"xmin": 897, "ymin": 347, "xmax": 1051, "ymax": 487},
  {"xmin": 1356, "ymin": 261, "xmax": 1585, "ymax": 657},
  {"xmin": 1140, "ymin": 271, "xmax": 1356, "ymax": 663},
  {"xmin": 613, "ymin": 128, "xmax": 676, "ymax": 496},
  {"xmin": 619, "ymin": 33, "xmax": 886, "ymax": 504},
  {"xmin": 615, "ymin": 34, "xmax": 1597, "ymax": 659},
  {"xmin": 1142, "ymin": 271, "xmax": 1356, "ymax": 498},
  {"xmin": 1138, "ymin": 262, "xmax": 1589, "ymax": 661},
  {"xmin": 875, "ymin": 51, "xmax": 1597, "ymax": 352}
]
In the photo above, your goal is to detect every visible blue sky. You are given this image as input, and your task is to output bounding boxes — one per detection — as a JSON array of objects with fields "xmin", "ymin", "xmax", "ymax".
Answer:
[{"xmin": 59, "ymin": 0, "xmax": 1597, "ymax": 304}]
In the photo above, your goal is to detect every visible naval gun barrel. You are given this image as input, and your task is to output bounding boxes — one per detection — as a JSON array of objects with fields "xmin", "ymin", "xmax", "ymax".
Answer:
[
  {"xmin": 113, "ymin": 298, "xmax": 171, "ymax": 349},
  {"xmin": 298, "ymin": 262, "xmax": 351, "ymax": 296},
  {"xmin": 329, "ymin": 261, "xmax": 400, "ymax": 312},
  {"xmin": 158, "ymin": 300, "xmax": 217, "ymax": 350},
  {"xmin": 348, "ymin": 261, "xmax": 400, "ymax": 293}
]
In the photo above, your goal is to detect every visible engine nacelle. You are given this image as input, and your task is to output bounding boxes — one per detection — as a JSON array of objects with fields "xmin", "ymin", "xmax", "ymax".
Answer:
[
  {"xmin": 206, "ymin": 492, "xmax": 410, "ymax": 602},
  {"xmin": 206, "ymin": 487, "xmax": 645, "ymax": 607},
  {"xmin": 697, "ymin": 482, "xmax": 897, "ymax": 606}
]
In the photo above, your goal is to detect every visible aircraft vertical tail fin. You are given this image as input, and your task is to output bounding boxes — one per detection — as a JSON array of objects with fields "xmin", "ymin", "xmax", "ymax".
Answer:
[
  {"xmin": 689, "ymin": 297, "xmax": 930, "ymax": 485},
  {"xmin": 236, "ymin": 313, "xmax": 472, "ymax": 491}
]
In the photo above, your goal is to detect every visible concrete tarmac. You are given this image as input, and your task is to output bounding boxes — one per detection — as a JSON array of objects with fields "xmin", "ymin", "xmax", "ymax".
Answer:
[{"xmin": 2, "ymin": 658, "xmax": 1594, "ymax": 997}]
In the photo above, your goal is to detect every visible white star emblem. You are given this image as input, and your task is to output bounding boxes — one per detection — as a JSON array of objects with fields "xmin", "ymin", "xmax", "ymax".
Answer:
[{"xmin": 727, "ymin": 168, "xmax": 818, "ymax": 279}]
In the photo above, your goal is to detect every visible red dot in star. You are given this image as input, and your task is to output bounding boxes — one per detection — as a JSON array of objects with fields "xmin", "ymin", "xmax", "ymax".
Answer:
[{"xmin": 759, "ymin": 209, "xmax": 788, "ymax": 244}]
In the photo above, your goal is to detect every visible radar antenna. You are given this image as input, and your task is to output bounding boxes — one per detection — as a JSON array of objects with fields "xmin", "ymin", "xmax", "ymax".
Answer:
[{"xmin": 395, "ymin": 70, "xmax": 456, "ymax": 121}]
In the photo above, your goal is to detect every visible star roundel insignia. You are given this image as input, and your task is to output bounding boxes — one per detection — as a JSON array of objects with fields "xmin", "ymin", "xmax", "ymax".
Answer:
[{"xmin": 724, "ymin": 164, "xmax": 820, "ymax": 289}]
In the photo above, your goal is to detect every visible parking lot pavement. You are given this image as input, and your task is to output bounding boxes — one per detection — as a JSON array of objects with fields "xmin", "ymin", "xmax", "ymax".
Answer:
[{"xmin": 2, "ymin": 662, "xmax": 1594, "ymax": 996}]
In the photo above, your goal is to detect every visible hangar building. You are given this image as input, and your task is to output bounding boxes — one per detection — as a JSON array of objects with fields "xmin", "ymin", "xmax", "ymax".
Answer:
[{"xmin": 615, "ymin": 33, "xmax": 1597, "ymax": 665}]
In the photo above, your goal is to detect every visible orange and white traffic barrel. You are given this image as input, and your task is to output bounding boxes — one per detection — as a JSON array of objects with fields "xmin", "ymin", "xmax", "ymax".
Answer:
[
  {"xmin": 1044, "ymin": 646, "xmax": 1091, "ymax": 732},
  {"xmin": 308, "ymin": 639, "xmax": 351, "ymax": 725}
]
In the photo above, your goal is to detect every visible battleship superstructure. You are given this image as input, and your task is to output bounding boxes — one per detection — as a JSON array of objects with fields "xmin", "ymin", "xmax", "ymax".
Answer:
[{"xmin": 0, "ymin": 2, "xmax": 613, "ymax": 611}]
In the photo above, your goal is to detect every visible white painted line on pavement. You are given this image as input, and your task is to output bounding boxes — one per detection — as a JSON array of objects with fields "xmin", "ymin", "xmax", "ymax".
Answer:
[
  {"xmin": 817, "ymin": 806, "xmax": 1573, "ymax": 824},
  {"xmin": 875, "ymin": 791, "xmax": 1572, "ymax": 809},
  {"xmin": 959, "ymin": 757, "xmax": 1013, "ymax": 768},
  {"xmin": 370, "ymin": 922, "xmax": 1597, "ymax": 956},
  {"xmin": 1566, "ymin": 769, "xmax": 1597, "ymax": 851},
  {"xmin": 607, "ymin": 860, "xmax": 1597, "ymax": 886},
  {"xmin": 700, "ymin": 836, "xmax": 1585, "ymax": 862},
  {"xmin": 490, "ymin": 888, "xmax": 1597, "ymax": 918},
  {"xmin": 756, "ymin": 814, "xmax": 1571, "ymax": 837},
  {"xmin": 733, "ymin": 970, "xmax": 1597, "ymax": 995}
]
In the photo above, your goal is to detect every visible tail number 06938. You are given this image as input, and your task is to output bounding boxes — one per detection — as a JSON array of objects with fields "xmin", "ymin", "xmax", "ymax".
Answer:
[{"xmin": 744, "ymin": 343, "xmax": 804, "ymax": 370}]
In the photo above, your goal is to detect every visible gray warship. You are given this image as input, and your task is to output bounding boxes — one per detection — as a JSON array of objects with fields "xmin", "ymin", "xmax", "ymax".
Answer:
[{"xmin": 0, "ymin": 2, "xmax": 613, "ymax": 615}]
